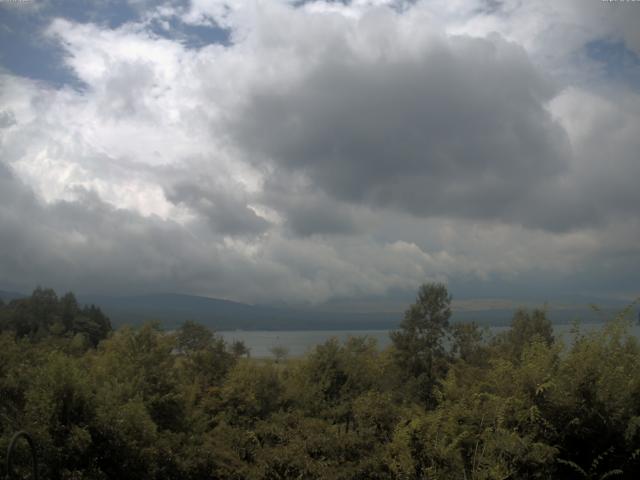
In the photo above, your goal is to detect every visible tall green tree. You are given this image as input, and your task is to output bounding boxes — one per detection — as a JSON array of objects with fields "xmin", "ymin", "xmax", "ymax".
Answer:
[
  {"xmin": 493, "ymin": 308, "xmax": 554, "ymax": 362},
  {"xmin": 176, "ymin": 320, "xmax": 214, "ymax": 354},
  {"xmin": 390, "ymin": 282, "xmax": 452, "ymax": 407}
]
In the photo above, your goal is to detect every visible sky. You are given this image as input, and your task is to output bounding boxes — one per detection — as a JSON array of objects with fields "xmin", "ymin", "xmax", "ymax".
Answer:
[{"xmin": 0, "ymin": 0, "xmax": 639, "ymax": 309}]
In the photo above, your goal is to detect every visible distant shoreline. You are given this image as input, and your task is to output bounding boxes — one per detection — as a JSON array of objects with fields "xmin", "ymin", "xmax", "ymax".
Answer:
[{"xmin": 218, "ymin": 322, "xmax": 640, "ymax": 358}]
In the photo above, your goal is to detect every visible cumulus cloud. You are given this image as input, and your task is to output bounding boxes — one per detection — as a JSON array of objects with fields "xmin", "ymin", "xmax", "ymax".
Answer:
[
  {"xmin": 546, "ymin": 86, "xmax": 640, "ymax": 223},
  {"xmin": 229, "ymin": 20, "xmax": 571, "ymax": 229},
  {"xmin": 0, "ymin": 0, "xmax": 639, "ymax": 304},
  {"xmin": 0, "ymin": 160, "xmax": 459, "ymax": 303},
  {"xmin": 164, "ymin": 179, "xmax": 271, "ymax": 235}
]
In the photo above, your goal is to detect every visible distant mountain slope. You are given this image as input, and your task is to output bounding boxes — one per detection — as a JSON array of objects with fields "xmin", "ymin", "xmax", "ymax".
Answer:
[
  {"xmin": 3, "ymin": 288, "xmax": 631, "ymax": 330},
  {"xmin": 78, "ymin": 293, "xmax": 629, "ymax": 331},
  {"xmin": 0, "ymin": 290, "xmax": 25, "ymax": 302},
  {"xmin": 78, "ymin": 293, "xmax": 400, "ymax": 330}
]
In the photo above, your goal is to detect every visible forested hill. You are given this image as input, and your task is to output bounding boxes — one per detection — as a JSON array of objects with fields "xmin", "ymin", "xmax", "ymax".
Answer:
[
  {"xmin": 1, "ymin": 288, "xmax": 623, "ymax": 330},
  {"xmin": 0, "ymin": 289, "xmax": 25, "ymax": 302},
  {"xmin": 77, "ymin": 293, "xmax": 400, "ymax": 330},
  {"xmin": 1, "ymin": 287, "xmax": 627, "ymax": 331}
]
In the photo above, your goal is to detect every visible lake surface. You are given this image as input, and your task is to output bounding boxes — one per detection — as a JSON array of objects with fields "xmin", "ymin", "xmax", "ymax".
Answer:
[{"xmin": 220, "ymin": 323, "xmax": 640, "ymax": 358}]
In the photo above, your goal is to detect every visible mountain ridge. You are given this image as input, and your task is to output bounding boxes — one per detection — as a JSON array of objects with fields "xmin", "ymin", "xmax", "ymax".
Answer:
[{"xmin": 2, "ymin": 289, "xmax": 631, "ymax": 330}]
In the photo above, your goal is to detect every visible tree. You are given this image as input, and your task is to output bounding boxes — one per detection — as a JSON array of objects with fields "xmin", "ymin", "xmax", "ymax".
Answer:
[
  {"xmin": 270, "ymin": 345, "xmax": 289, "ymax": 363},
  {"xmin": 0, "ymin": 288, "xmax": 111, "ymax": 346},
  {"xmin": 451, "ymin": 321, "xmax": 488, "ymax": 365},
  {"xmin": 231, "ymin": 340, "xmax": 250, "ymax": 358},
  {"xmin": 59, "ymin": 292, "xmax": 80, "ymax": 332},
  {"xmin": 390, "ymin": 282, "xmax": 452, "ymax": 406},
  {"xmin": 74, "ymin": 304, "xmax": 112, "ymax": 346},
  {"xmin": 175, "ymin": 320, "xmax": 236, "ymax": 389},
  {"xmin": 220, "ymin": 361, "xmax": 283, "ymax": 426},
  {"xmin": 176, "ymin": 320, "xmax": 214, "ymax": 354},
  {"xmin": 493, "ymin": 308, "xmax": 554, "ymax": 362}
]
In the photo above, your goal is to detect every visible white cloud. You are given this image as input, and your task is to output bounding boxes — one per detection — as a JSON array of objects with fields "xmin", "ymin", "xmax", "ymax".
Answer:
[{"xmin": 0, "ymin": 0, "xmax": 639, "ymax": 304}]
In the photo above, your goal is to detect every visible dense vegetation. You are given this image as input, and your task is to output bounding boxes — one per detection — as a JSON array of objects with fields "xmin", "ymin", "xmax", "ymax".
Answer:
[{"xmin": 1, "ymin": 285, "xmax": 639, "ymax": 479}]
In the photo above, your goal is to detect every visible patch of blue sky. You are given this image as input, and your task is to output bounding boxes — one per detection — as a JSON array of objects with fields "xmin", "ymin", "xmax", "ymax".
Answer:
[
  {"xmin": 148, "ymin": 15, "xmax": 231, "ymax": 49},
  {"xmin": 48, "ymin": 0, "xmax": 139, "ymax": 29},
  {"xmin": 0, "ymin": 2, "xmax": 82, "ymax": 88},
  {"xmin": 0, "ymin": 0, "xmax": 144, "ymax": 89},
  {"xmin": 585, "ymin": 38, "xmax": 640, "ymax": 91},
  {"xmin": 0, "ymin": 0, "xmax": 229, "ymax": 89}
]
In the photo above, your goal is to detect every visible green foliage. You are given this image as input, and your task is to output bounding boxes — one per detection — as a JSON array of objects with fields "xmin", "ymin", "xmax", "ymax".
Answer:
[
  {"xmin": 1, "ymin": 286, "xmax": 640, "ymax": 479},
  {"xmin": 451, "ymin": 321, "xmax": 489, "ymax": 365},
  {"xmin": 0, "ymin": 287, "xmax": 112, "ymax": 347},
  {"xmin": 230, "ymin": 340, "xmax": 251, "ymax": 358},
  {"xmin": 219, "ymin": 361, "xmax": 284, "ymax": 426},
  {"xmin": 176, "ymin": 320, "xmax": 214, "ymax": 353},
  {"xmin": 270, "ymin": 345, "xmax": 289, "ymax": 363},
  {"xmin": 390, "ymin": 282, "xmax": 452, "ymax": 406},
  {"xmin": 493, "ymin": 307, "xmax": 554, "ymax": 362}
]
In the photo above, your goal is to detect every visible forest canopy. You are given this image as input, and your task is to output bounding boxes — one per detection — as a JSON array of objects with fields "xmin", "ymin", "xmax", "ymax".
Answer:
[{"xmin": 1, "ymin": 285, "xmax": 639, "ymax": 479}]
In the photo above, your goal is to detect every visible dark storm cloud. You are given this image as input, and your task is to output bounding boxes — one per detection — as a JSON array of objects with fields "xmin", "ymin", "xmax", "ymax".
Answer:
[
  {"xmin": 0, "ymin": 162, "xmax": 269, "ymax": 298},
  {"xmin": 164, "ymin": 180, "xmax": 270, "ymax": 236},
  {"xmin": 0, "ymin": 162, "xmax": 213, "ymax": 294},
  {"xmin": 284, "ymin": 199, "xmax": 360, "ymax": 237},
  {"xmin": 231, "ymin": 33, "xmax": 573, "ymax": 230},
  {"xmin": 259, "ymin": 172, "xmax": 364, "ymax": 237},
  {"xmin": 0, "ymin": 162, "xmax": 441, "ymax": 303},
  {"xmin": 271, "ymin": 190, "xmax": 362, "ymax": 237}
]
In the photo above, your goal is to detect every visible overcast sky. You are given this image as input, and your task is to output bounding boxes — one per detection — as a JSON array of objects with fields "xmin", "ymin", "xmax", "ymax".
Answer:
[{"xmin": 0, "ymin": 0, "xmax": 639, "ymax": 307}]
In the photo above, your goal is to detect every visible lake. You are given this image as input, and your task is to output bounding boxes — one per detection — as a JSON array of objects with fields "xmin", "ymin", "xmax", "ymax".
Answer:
[{"xmin": 220, "ymin": 322, "xmax": 640, "ymax": 358}]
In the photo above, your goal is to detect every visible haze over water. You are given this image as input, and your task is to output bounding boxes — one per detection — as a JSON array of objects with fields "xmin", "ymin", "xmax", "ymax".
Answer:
[{"xmin": 220, "ymin": 322, "xmax": 640, "ymax": 358}]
